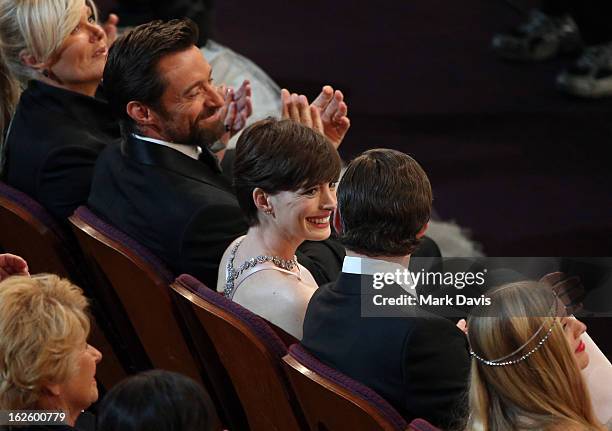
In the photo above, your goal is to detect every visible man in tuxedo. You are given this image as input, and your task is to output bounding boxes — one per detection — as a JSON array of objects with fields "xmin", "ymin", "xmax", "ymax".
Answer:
[
  {"xmin": 88, "ymin": 19, "xmax": 348, "ymax": 288},
  {"xmin": 302, "ymin": 149, "xmax": 470, "ymax": 429}
]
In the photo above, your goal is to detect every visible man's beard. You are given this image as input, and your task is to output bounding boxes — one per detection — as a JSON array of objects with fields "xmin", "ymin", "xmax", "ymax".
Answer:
[
  {"xmin": 162, "ymin": 106, "xmax": 224, "ymax": 149},
  {"xmin": 185, "ymin": 121, "xmax": 221, "ymax": 149}
]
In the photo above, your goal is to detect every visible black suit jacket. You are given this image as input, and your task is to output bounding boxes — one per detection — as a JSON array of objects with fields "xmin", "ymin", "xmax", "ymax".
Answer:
[
  {"xmin": 302, "ymin": 272, "xmax": 470, "ymax": 429},
  {"xmin": 3, "ymin": 80, "xmax": 119, "ymax": 220},
  {"xmin": 87, "ymin": 136, "xmax": 436, "ymax": 287},
  {"xmin": 88, "ymin": 135, "xmax": 246, "ymax": 288}
]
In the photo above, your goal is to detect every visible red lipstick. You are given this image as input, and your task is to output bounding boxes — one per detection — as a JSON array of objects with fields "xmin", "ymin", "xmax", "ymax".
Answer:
[{"xmin": 575, "ymin": 340, "xmax": 585, "ymax": 353}]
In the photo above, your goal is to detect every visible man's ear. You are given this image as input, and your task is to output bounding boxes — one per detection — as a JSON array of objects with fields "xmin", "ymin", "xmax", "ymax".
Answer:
[
  {"xmin": 333, "ymin": 208, "xmax": 343, "ymax": 234},
  {"xmin": 126, "ymin": 101, "xmax": 160, "ymax": 130},
  {"xmin": 416, "ymin": 222, "xmax": 429, "ymax": 239}
]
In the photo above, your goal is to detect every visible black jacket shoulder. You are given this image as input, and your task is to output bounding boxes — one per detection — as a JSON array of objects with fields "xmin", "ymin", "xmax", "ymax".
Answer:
[
  {"xmin": 302, "ymin": 272, "xmax": 469, "ymax": 428},
  {"xmin": 3, "ymin": 80, "xmax": 119, "ymax": 220}
]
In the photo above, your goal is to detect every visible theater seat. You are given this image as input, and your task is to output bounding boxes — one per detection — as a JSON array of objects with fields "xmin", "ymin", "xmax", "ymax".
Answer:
[
  {"xmin": 0, "ymin": 182, "xmax": 126, "ymax": 389},
  {"xmin": 68, "ymin": 206, "xmax": 201, "ymax": 382},
  {"xmin": 169, "ymin": 275, "xmax": 248, "ymax": 431},
  {"xmin": 408, "ymin": 418, "xmax": 441, "ymax": 431},
  {"xmin": 171, "ymin": 274, "xmax": 306, "ymax": 431},
  {"xmin": 282, "ymin": 343, "xmax": 410, "ymax": 431}
]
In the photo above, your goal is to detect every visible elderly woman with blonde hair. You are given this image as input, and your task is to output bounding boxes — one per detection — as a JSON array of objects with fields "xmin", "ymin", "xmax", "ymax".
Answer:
[
  {"xmin": 0, "ymin": 0, "xmax": 118, "ymax": 220},
  {"xmin": 0, "ymin": 275, "xmax": 102, "ymax": 429},
  {"xmin": 466, "ymin": 281, "xmax": 610, "ymax": 431}
]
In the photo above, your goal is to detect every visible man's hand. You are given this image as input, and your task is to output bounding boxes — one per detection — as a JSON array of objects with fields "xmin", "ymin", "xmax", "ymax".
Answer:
[
  {"xmin": 102, "ymin": 13, "xmax": 119, "ymax": 46},
  {"xmin": 0, "ymin": 253, "xmax": 29, "ymax": 281},
  {"xmin": 221, "ymin": 80, "xmax": 252, "ymax": 142},
  {"xmin": 312, "ymin": 85, "xmax": 350, "ymax": 148},
  {"xmin": 282, "ymin": 86, "xmax": 350, "ymax": 149},
  {"xmin": 281, "ymin": 89, "xmax": 324, "ymax": 132}
]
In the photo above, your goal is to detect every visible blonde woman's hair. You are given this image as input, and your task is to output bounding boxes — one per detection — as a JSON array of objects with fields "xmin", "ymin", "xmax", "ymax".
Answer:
[
  {"xmin": 0, "ymin": 0, "xmax": 97, "ymax": 172},
  {"xmin": 0, "ymin": 274, "xmax": 91, "ymax": 410},
  {"xmin": 466, "ymin": 281, "xmax": 601, "ymax": 431}
]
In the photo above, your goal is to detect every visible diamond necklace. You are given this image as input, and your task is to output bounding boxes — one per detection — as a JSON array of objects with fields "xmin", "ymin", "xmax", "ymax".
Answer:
[{"xmin": 224, "ymin": 238, "xmax": 298, "ymax": 298}]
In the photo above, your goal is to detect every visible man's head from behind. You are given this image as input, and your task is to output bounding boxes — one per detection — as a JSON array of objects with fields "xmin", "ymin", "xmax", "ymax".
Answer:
[
  {"xmin": 335, "ymin": 149, "xmax": 432, "ymax": 257},
  {"xmin": 103, "ymin": 19, "xmax": 224, "ymax": 146}
]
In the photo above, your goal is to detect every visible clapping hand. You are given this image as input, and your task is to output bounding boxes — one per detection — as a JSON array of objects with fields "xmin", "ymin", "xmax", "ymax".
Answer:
[
  {"xmin": 221, "ymin": 80, "xmax": 253, "ymax": 141},
  {"xmin": 282, "ymin": 85, "xmax": 350, "ymax": 149},
  {"xmin": 102, "ymin": 13, "xmax": 119, "ymax": 46},
  {"xmin": 311, "ymin": 85, "xmax": 350, "ymax": 148},
  {"xmin": 0, "ymin": 253, "xmax": 29, "ymax": 282}
]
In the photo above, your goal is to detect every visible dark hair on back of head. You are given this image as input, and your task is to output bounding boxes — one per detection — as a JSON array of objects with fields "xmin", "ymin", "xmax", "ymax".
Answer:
[
  {"xmin": 234, "ymin": 118, "xmax": 342, "ymax": 226},
  {"xmin": 102, "ymin": 19, "xmax": 198, "ymax": 136},
  {"xmin": 337, "ymin": 148, "xmax": 432, "ymax": 256},
  {"xmin": 97, "ymin": 369, "xmax": 220, "ymax": 431}
]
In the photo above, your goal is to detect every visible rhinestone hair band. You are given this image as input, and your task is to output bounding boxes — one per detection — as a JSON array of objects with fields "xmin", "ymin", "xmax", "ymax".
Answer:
[
  {"xmin": 469, "ymin": 285, "xmax": 561, "ymax": 367},
  {"xmin": 469, "ymin": 320, "xmax": 556, "ymax": 366}
]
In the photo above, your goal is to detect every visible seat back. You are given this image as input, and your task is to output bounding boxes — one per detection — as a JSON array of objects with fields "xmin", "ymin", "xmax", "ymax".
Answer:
[
  {"xmin": 408, "ymin": 418, "xmax": 441, "ymax": 431},
  {"xmin": 282, "ymin": 344, "xmax": 408, "ymax": 431},
  {"xmin": 171, "ymin": 274, "xmax": 305, "ymax": 431},
  {"xmin": 0, "ymin": 182, "xmax": 126, "ymax": 388},
  {"xmin": 0, "ymin": 181, "xmax": 73, "ymax": 274},
  {"xmin": 68, "ymin": 206, "xmax": 201, "ymax": 383}
]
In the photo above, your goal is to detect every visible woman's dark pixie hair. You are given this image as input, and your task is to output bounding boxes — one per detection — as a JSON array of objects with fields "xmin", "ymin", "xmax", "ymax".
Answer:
[
  {"xmin": 234, "ymin": 118, "xmax": 342, "ymax": 226},
  {"xmin": 337, "ymin": 148, "xmax": 432, "ymax": 256},
  {"xmin": 102, "ymin": 18, "xmax": 198, "ymax": 136}
]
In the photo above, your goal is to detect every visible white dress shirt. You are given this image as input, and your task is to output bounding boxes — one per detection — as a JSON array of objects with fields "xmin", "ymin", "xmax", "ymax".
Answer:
[{"xmin": 132, "ymin": 133, "xmax": 202, "ymax": 160}]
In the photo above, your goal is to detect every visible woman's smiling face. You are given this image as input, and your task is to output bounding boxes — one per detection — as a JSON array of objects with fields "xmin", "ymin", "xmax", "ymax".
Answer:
[{"xmin": 268, "ymin": 181, "xmax": 338, "ymax": 242}]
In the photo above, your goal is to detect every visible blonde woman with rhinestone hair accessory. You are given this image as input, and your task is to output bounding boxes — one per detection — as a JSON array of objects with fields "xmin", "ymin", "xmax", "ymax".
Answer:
[
  {"xmin": 465, "ymin": 281, "xmax": 609, "ymax": 431},
  {"xmin": 0, "ymin": 275, "xmax": 102, "ymax": 429},
  {"xmin": 0, "ymin": 0, "xmax": 120, "ymax": 220}
]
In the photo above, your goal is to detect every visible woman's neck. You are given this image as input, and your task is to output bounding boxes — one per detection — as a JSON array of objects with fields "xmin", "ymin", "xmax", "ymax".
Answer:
[
  {"xmin": 39, "ymin": 77, "xmax": 99, "ymax": 98},
  {"xmin": 65, "ymin": 409, "xmax": 79, "ymax": 427},
  {"xmin": 38, "ymin": 397, "xmax": 79, "ymax": 427},
  {"xmin": 244, "ymin": 224, "xmax": 302, "ymax": 261}
]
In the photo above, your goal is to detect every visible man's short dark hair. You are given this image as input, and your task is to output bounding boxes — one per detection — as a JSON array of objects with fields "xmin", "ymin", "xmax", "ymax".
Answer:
[
  {"xmin": 103, "ymin": 19, "xmax": 199, "ymax": 135},
  {"xmin": 234, "ymin": 118, "xmax": 342, "ymax": 226},
  {"xmin": 337, "ymin": 148, "xmax": 432, "ymax": 256}
]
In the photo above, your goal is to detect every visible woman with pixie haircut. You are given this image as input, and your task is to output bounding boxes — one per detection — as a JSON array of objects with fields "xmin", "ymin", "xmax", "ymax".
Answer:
[
  {"xmin": 217, "ymin": 118, "xmax": 342, "ymax": 339},
  {"xmin": 0, "ymin": 0, "xmax": 119, "ymax": 220},
  {"xmin": 466, "ymin": 281, "xmax": 610, "ymax": 430},
  {"xmin": 97, "ymin": 370, "xmax": 220, "ymax": 431},
  {"xmin": 0, "ymin": 275, "xmax": 102, "ymax": 428}
]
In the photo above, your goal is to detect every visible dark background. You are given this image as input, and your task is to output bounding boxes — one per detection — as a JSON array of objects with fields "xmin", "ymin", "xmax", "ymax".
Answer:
[
  {"xmin": 212, "ymin": 0, "xmax": 612, "ymax": 257},
  {"xmin": 211, "ymin": 0, "xmax": 612, "ymax": 357},
  {"xmin": 98, "ymin": 0, "xmax": 612, "ymax": 355}
]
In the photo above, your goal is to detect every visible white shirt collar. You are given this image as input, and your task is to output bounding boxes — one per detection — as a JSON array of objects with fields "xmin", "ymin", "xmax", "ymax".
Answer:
[
  {"xmin": 342, "ymin": 255, "xmax": 416, "ymax": 295},
  {"xmin": 342, "ymin": 255, "xmax": 406, "ymax": 276},
  {"xmin": 132, "ymin": 133, "xmax": 202, "ymax": 160}
]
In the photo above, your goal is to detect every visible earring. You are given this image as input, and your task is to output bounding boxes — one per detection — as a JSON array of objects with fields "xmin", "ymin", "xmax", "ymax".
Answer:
[
  {"xmin": 264, "ymin": 208, "xmax": 274, "ymax": 216},
  {"xmin": 42, "ymin": 69, "xmax": 49, "ymax": 77}
]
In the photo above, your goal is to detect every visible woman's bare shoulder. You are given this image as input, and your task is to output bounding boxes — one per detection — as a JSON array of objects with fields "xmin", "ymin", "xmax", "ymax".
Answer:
[{"xmin": 236, "ymin": 269, "xmax": 313, "ymax": 304}]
